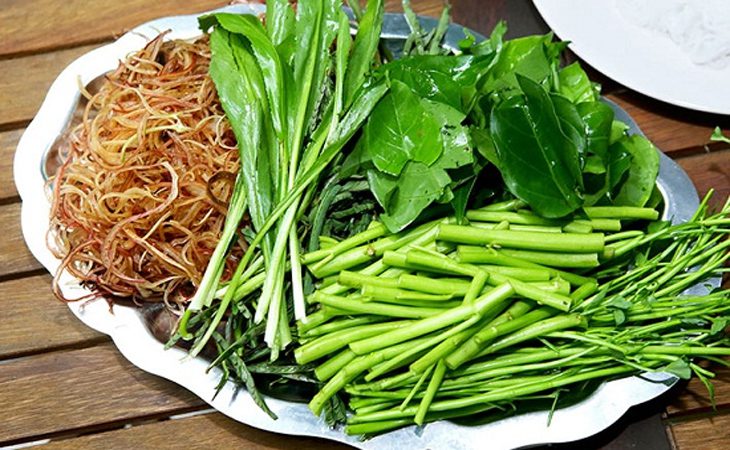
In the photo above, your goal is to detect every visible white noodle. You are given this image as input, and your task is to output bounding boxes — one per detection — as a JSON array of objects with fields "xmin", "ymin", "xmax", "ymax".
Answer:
[{"xmin": 615, "ymin": 0, "xmax": 730, "ymax": 69}]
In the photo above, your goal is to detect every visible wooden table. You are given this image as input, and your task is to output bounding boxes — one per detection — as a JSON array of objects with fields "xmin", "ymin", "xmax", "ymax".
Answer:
[{"xmin": 0, "ymin": 1, "xmax": 728, "ymax": 449}]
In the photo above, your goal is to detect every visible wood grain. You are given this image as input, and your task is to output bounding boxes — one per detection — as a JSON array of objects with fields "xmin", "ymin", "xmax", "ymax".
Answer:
[
  {"xmin": 0, "ymin": 202, "xmax": 45, "ymax": 277},
  {"xmin": 0, "ymin": 0, "xmax": 228, "ymax": 57},
  {"xmin": 668, "ymin": 413, "xmax": 730, "ymax": 450},
  {"xmin": 608, "ymin": 92, "xmax": 730, "ymax": 155},
  {"xmin": 40, "ymin": 410, "xmax": 349, "ymax": 450},
  {"xmin": 0, "ymin": 342, "xmax": 204, "ymax": 445},
  {"xmin": 0, "ymin": 128, "xmax": 23, "ymax": 200},
  {"xmin": 0, "ymin": 0, "xmax": 443, "ymax": 58},
  {"xmin": 0, "ymin": 274, "xmax": 102, "ymax": 360},
  {"xmin": 0, "ymin": 44, "xmax": 99, "ymax": 127},
  {"xmin": 666, "ymin": 365, "xmax": 730, "ymax": 416},
  {"xmin": 677, "ymin": 150, "xmax": 730, "ymax": 212}
]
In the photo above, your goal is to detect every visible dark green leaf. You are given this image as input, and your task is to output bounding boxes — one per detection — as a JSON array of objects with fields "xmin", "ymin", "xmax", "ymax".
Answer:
[
  {"xmin": 609, "ymin": 120, "xmax": 629, "ymax": 144},
  {"xmin": 558, "ymin": 63, "xmax": 598, "ymax": 103},
  {"xmin": 663, "ymin": 359, "xmax": 692, "ymax": 380},
  {"xmin": 470, "ymin": 21, "xmax": 506, "ymax": 56},
  {"xmin": 363, "ymin": 80, "xmax": 443, "ymax": 176},
  {"xmin": 577, "ymin": 101, "xmax": 614, "ymax": 160},
  {"xmin": 612, "ymin": 135, "xmax": 660, "ymax": 207},
  {"xmin": 481, "ymin": 34, "xmax": 557, "ymax": 93},
  {"xmin": 490, "ymin": 75, "xmax": 584, "ymax": 217}
]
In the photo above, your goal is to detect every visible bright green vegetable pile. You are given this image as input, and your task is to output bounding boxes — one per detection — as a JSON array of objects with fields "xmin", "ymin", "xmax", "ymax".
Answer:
[
  {"xmin": 298, "ymin": 196, "xmax": 730, "ymax": 434},
  {"xmin": 168, "ymin": 0, "xmax": 730, "ymax": 435}
]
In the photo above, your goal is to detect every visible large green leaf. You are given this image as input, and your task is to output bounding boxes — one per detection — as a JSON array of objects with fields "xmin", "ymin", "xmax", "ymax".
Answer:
[
  {"xmin": 362, "ymin": 80, "xmax": 443, "ymax": 176},
  {"xmin": 490, "ymin": 75, "xmax": 584, "ymax": 217},
  {"xmin": 577, "ymin": 101, "xmax": 614, "ymax": 161},
  {"xmin": 612, "ymin": 135, "xmax": 659, "ymax": 207},
  {"xmin": 558, "ymin": 63, "xmax": 598, "ymax": 103}
]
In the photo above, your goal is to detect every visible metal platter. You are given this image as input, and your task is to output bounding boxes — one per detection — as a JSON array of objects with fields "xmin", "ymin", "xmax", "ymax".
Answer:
[{"xmin": 13, "ymin": 4, "xmax": 702, "ymax": 449}]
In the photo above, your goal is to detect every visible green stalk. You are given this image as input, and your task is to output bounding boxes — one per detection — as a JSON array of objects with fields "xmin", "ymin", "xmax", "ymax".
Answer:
[
  {"xmin": 415, "ymin": 360, "xmax": 447, "ymax": 425},
  {"xmin": 312, "ymin": 292, "xmax": 445, "ymax": 318},
  {"xmin": 315, "ymin": 348, "xmax": 357, "ymax": 381},
  {"xmin": 438, "ymin": 225, "xmax": 605, "ymax": 253},
  {"xmin": 397, "ymin": 274, "xmax": 471, "ymax": 295},
  {"xmin": 303, "ymin": 222, "xmax": 388, "ymax": 264},
  {"xmin": 446, "ymin": 306, "xmax": 554, "ymax": 369},
  {"xmin": 583, "ymin": 206, "xmax": 659, "ymax": 221},
  {"xmin": 365, "ymin": 315, "xmax": 481, "ymax": 381},
  {"xmin": 349, "ymin": 283, "xmax": 514, "ymax": 355},
  {"xmin": 295, "ymin": 320, "xmax": 413, "ymax": 364},
  {"xmin": 400, "ymin": 365, "xmax": 434, "ymax": 410},
  {"xmin": 456, "ymin": 246, "xmax": 594, "ymax": 286},
  {"xmin": 309, "ymin": 335, "xmax": 435, "ymax": 415}
]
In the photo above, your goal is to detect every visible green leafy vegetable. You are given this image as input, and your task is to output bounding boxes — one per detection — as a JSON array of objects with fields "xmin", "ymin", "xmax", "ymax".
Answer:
[{"xmin": 490, "ymin": 75, "xmax": 583, "ymax": 217}]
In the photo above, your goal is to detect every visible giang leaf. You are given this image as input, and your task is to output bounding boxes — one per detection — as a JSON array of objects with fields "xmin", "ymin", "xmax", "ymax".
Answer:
[
  {"xmin": 362, "ymin": 80, "xmax": 443, "ymax": 176},
  {"xmin": 345, "ymin": 0, "xmax": 384, "ymax": 108},
  {"xmin": 612, "ymin": 135, "xmax": 660, "ymax": 207},
  {"xmin": 609, "ymin": 120, "xmax": 629, "ymax": 145},
  {"xmin": 373, "ymin": 161, "xmax": 452, "ymax": 232},
  {"xmin": 384, "ymin": 55, "xmax": 494, "ymax": 112},
  {"xmin": 577, "ymin": 101, "xmax": 614, "ymax": 161},
  {"xmin": 558, "ymin": 63, "xmax": 598, "ymax": 103},
  {"xmin": 469, "ymin": 20, "xmax": 506, "ymax": 56},
  {"xmin": 490, "ymin": 75, "xmax": 583, "ymax": 217},
  {"xmin": 365, "ymin": 95, "xmax": 473, "ymax": 232},
  {"xmin": 551, "ymin": 94, "xmax": 586, "ymax": 181},
  {"xmin": 481, "ymin": 34, "xmax": 557, "ymax": 93}
]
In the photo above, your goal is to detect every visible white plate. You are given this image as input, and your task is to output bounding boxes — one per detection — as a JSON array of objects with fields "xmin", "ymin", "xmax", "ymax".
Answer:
[
  {"xmin": 533, "ymin": 0, "xmax": 730, "ymax": 114},
  {"xmin": 13, "ymin": 4, "xmax": 698, "ymax": 449}
]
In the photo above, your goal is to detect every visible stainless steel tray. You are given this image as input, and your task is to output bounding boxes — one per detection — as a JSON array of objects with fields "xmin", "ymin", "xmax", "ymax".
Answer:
[{"xmin": 13, "ymin": 4, "xmax": 702, "ymax": 449}]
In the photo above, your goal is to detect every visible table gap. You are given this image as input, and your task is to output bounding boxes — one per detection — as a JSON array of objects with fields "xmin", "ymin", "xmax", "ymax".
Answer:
[{"xmin": 0, "ymin": 404, "xmax": 207, "ymax": 449}]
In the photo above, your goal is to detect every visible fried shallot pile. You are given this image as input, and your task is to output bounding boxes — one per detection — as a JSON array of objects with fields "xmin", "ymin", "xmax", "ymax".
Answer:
[{"xmin": 49, "ymin": 34, "xmax": 246, "ymax": 306}]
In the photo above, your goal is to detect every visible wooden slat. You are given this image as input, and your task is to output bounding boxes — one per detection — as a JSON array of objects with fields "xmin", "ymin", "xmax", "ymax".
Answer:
[
  {"xmin": 41, "ymin": 410, "xmax": 348, "ymax": 450},
  {"xmin": 677, "ymin": 150, "xmax": 730, "ymax": 212},
  {"xmin": 608, "ymin": 92, "xmax": 730, "ymax": 155},
  {"xmin": 0, "ymin": 202, "xmax": 44, "ymax": 276},
  {"xmin": 0, "ymin": 128, "xmax": 23, "ymax": 199},
  {"xmin": 0, "ymin": 274, "xmax": 102, "ymax": 359},
  {"xmin": 0, "ymin": 44, "xmax": 99, "ymax": 126},
  {"xmin": 0, "ymin": 342, "xmax": 204, "ymax": 444},
  {"xmin": 0, "ymin": 0, "xmax": 443, "ymax": 58},
  {"xmin": 668, "ymin": 413, "xmax": 730, "ymax": 450},
  {"xmin": 666, "ymin": 364, "xmax": 730, "ymax": 416},
  {"xmin": 0, "ymin": 0, "xmax": 228, "ymax": 57}
]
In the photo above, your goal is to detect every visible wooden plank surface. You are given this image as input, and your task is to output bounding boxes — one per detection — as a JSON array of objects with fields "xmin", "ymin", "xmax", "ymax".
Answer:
[
  {"xmin": 677, "ymin": 150, "xmax": 730, "ymax": 212},
  {"xmin": 667, "ymin": 413, "xmax": 730, "ymax": 450},
  {"xmin": 0, "ymin": 0, "xmax": 228, "ymax": 57},
  {"xmin": 0, "ymin": 44, "xmax": 99, "ymax": 127},
  {"xmin": 41, "ymin": 411, "xmax": 348, "ymax": 450},
  {"xmin": 0, "ymin": 202, "xmax": 45, "ymax": 276},
  {"xmin": 666, "ymin": 365, "xmax": 730, "ymax": 416},
  {"xmin": 0, "ymin": 274, "xmax": 102, "ymax": 359},
  {"xmin": 0, "ymin": 342, "xmax": 204, "ymax": 445},
  {"xmin": 608, "ymin": 92, "xmax": 730, "ymax": 156},
  {"xmin": 0, "ymin": 128, "xmax": 23, "ymax": 200},
  {"xmin": 0, "ymin": 0, "xmax": 443, "ymax": 58}
]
